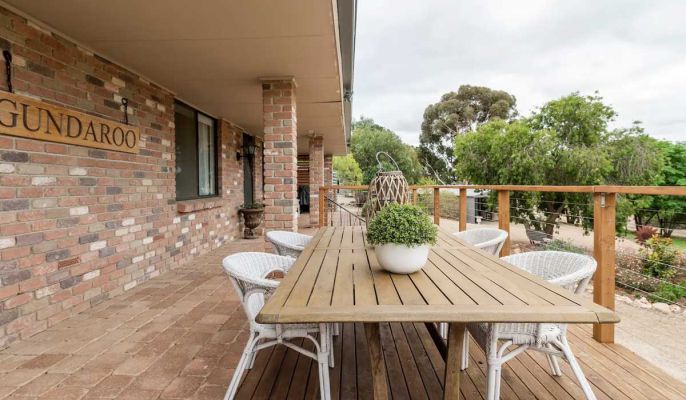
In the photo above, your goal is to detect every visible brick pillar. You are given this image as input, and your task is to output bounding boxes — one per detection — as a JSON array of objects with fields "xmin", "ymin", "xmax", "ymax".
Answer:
[
  {"xmin": 254, "ymin": 138, "xmax": 264, "ymax": 202},
  {"xmin": 324, "ymin": 154, "xmax": 336, "ymax": 207},
  {"xmin": 324, "ymin": 155, "xmax": 333, "ymax": 185},
  {"xmin": 309, "ymin": 136, "xmax": 324, "ymax": 226},
  {"xmin": 262, "ymin": 78, "xmax": 298, "ymax": 234}
]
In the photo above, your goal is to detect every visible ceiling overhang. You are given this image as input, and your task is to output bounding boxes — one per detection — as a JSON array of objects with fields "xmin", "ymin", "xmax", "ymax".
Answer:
[{"xmin": 3, "ymin": 0, "xmax": 355, "ymax": 155}]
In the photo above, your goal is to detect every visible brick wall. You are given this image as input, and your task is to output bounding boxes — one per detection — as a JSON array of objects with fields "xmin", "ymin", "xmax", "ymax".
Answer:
[{"xmin": 0, "ymin": 7, "xmax": 249, "ymax": 347}]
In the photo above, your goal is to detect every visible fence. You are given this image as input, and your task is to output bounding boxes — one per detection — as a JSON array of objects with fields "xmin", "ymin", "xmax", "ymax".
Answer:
[{"xmin": 318, "ymin": 184, "xmax": 686, "ymax": 344}]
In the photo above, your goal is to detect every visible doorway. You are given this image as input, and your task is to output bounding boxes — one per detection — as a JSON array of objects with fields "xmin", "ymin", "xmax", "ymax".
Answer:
[{"xmin": 242, "ymin": 133, "xmax": 254, "ymax": 205}]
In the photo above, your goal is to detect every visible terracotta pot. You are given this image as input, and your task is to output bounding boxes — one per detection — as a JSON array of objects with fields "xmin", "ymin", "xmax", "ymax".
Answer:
[{"xmin": 240, "ymin": 208, "xmax": 264, "ymax": 239}]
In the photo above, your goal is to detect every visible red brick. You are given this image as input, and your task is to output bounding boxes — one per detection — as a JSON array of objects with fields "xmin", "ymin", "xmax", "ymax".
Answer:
[
  {"xmin": 2, "ymin": 246, "xmax": 31, "ymax": 260},
  {"xmin": 0, "ymin": 187, "xmax": 15, "ymax": 199},
  {"xmin": 4, "ymin": 293, "xmax": 33, "ymax": 309},
  {"xmin": 1, "ymin": 222, "xmax": 30, "ymax": 235},
  {"xmin": 0, "ymin": 284, "xmax": 20, "ymax": 300},
  {"xmin": 6, "ymin": 313, "xmax": 36, "ymax": 334},
  {"xmin": 15, "ymin": 139, "xmax": 45, "ymax": 152},
  {"xmin": 19, "ymin": 276, "xmax": 46, "ymax": 292}
]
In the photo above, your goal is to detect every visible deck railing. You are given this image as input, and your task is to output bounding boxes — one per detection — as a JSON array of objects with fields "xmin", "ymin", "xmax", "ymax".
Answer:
[
  {"xmin": 322, "ymin": 190, "xmax": 366, "ymax": 227},
  {"xmin": 319, "ymin": 184, "xmax": 686, "ymax": 344}
]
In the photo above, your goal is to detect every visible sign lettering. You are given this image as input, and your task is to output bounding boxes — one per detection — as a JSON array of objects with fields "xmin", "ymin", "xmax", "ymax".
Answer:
[{"xmin": 0, "ymin": 92, "xmax": 139, "ymax": 154}]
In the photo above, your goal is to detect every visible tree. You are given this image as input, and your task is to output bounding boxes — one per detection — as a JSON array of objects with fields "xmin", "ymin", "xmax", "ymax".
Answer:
[
  {"xmin": 632, "ymin": 141, "xmax": 686, "ymax": 236},
  {"xmin": 419, "ymin": 85, "xmax": 518, "ymax": 182},
  {"xmin": 601, "ymin": 127, "xmax": 665, "ymax": 235},
  {"xmin": 332, "ymin": 154, "xmax": 363, "ymax": 185},
  {"xmin": 606, "ymin": 125, "xmax": 664, "ymax": 186},
  {"xmin": 454, "ymin": 92, "xmax": 664, "ymax": 236},
  {"xmin": 351, "ymin": 117, "xmax": 423, "ymax": 184}
]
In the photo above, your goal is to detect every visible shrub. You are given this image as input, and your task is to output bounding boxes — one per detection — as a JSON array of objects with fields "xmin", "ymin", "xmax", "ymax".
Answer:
[
  {"xmin": 640, "ymin": 235, "xmax": 679, "ymax": 279},
  {"xmin": 635, "ymin": 226, "xmax": 658, "ymax": 245},
  {"xmin": 649, "ymin": 281, "xmax": 686, "ymax": 303},
  {"xmin": 542, "ymin": 239, "xmax": 586, "ymax": 254},
  {"xmin": 367, "ymin": 203, "xmax": 437, "ymax": 247},
  {"xmin": 616, "ymin": 250, "xmax": 661, "ymax": 292}
]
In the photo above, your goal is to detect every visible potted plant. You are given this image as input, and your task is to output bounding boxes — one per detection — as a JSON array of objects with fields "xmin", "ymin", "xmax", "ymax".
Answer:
[
  {"xmin": 366, "ymin": 203, "xmax": 438, "ymax": 274},
  {"xmin": 239, "ymin": 202, "xmax": 265, "ymax": 239}
]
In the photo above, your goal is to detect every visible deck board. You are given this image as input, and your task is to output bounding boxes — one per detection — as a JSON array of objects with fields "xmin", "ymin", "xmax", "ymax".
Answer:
[{"xmin": 235, "ymin": 324, "xmax": 686, "ymax": 400}]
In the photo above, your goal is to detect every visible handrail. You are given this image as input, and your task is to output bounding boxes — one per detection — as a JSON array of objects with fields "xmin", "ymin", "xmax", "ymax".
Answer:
[
  {"xmin": 324, "ymin": 194, "xmax": 366, "ymax": 226},
  {"xmin": 321, "ymin": 184, "xmax": 686, "ymax": 196}
]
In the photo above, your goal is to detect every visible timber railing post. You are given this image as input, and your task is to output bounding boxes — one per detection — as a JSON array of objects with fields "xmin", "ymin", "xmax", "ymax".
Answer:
[
  {"xmin": 497, "ymin": 190, "xmax": 510, "ymax": 256},
  {"xmin": 412, "ymin": 188, "xmax": 418, "ymax": 205},
  {"xmin": 433, "ymin": 187, "xmax": 441, "ymax": 225},
  {"xmin": 459, "ymin": 188, "xmax": 467, "ymax": 232},
  {"xmin": 319, "ymin": 187, "xmax": 327, "ymax": 227},
  {"xmin": 593, "ymin": 192, "xmax": 616, "ymax": 343}
]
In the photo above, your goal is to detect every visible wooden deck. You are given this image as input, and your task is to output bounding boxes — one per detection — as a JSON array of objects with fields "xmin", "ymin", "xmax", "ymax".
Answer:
[{"xmin": 235, "ymin": 323, "xmax": 686, "ymax": 400}]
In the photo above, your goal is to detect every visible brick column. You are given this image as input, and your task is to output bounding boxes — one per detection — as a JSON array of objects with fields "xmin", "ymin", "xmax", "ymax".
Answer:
[
  {"xmin": 253, "ymin": 137, "xmax": 264, "ymax": 203},
  {"xmin": 324, "ymin": 155, "xmax": 333, "ymax": 185},
  {"xmin": 262, "ymin": 78, "xmax": 298, "ymax": 234},
  {"xmin": 324, "ymin": 154, "xmax": 336, "ymax": 207},
  {"xmin": 309, "ymin": 136, "xmax": 324, "ymax": 226}
]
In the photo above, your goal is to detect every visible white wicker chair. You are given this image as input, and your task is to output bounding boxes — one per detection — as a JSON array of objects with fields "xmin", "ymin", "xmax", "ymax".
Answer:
[
  {"xmin": 460, "ymin": 251, "xmax": 598, "ymax": 400},
  {"xmin": 264, "ymin": 232, "xmax": 341, "ymax": 337},
  {"xmin": 452, "ymin": 228, "xmax": 509, "ymax": 256},
  {"xmin": 441, "ymin": 228, "xmax": 510, "ymax": 338},
  {"xmin": 266, "ymin": 231, "xmax": 313, "ymax": 258},
  {"xmin": 222, "ymin": 252, "xmax": 333, "ymax": 400}
]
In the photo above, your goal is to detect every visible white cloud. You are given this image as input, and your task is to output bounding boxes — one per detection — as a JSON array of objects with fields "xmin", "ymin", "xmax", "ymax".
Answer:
[{"xmin": 353, "ymin": 0, "xmax": 686, "ymax": 145}]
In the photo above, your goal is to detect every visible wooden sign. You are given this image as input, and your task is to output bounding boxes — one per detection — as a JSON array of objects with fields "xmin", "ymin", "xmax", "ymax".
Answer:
[{"xmin": 0, "ymin": 91, "xmax": 139, "ymax": 153}]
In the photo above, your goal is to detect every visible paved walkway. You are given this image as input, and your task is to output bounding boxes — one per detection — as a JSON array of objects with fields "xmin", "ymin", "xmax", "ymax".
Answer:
[{"xmin": 0, "ymin": 239, "xmax": 262, "ymax": 400}]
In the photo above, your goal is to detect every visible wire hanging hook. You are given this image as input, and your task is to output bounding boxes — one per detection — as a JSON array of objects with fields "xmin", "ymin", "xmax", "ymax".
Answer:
[
  {"xmin": 121, "ymin": 97, "xmax": 129, "ymax": 124},
  {"xmin": 3, "ymin": 50, "xmax": 12, "ymax": 93}
]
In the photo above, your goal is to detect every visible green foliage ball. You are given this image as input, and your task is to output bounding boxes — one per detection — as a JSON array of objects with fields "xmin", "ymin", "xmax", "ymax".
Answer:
[{"xmin": 366, "ymin": 204, "xmax": 437, "ymax": 247}]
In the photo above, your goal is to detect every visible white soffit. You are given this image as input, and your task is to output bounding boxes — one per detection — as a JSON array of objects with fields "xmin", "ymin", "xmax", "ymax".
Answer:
[{"xmin": 4, "ymin": 0, "xmax": 347, "ymax": 154}]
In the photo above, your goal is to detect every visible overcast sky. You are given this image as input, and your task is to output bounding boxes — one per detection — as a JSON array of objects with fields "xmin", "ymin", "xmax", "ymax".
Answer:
[{"xmin": 353, "ymin": 0, "xmax": 686, "ymax": 146}]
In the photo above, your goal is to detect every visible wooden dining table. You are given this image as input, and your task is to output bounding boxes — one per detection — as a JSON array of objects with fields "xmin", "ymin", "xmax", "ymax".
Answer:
[{"xmin": 257, "ymin": 226, "xmax": 619, "ymax": 399}]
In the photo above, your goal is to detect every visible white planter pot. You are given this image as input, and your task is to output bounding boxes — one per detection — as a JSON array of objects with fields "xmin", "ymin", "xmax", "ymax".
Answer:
[{"xmin": 374, "ymin": 243, "xmax": 430, "ymax": 274}]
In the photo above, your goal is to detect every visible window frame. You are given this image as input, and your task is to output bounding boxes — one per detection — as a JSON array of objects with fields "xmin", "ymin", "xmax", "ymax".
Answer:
[{"xmin": 174, "ymin": 100, "xmax": 219, "ymax": 201}]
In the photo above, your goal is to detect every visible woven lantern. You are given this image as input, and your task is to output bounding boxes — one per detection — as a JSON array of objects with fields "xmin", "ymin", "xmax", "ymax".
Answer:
[{"xmin": 366, "ymin": 152, "xmax": 410, "ymax": 221}]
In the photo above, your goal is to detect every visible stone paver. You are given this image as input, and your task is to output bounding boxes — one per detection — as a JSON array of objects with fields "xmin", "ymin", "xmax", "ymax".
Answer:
[{"xmin": 0, "ymin": 238, "xmax": 268, "ymax": 399}]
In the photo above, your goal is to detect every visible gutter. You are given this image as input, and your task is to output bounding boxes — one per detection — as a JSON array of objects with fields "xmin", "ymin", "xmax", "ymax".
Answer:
[{"xmin": 337, "ymin": 0, "xmax": 357, "ymax": 151}]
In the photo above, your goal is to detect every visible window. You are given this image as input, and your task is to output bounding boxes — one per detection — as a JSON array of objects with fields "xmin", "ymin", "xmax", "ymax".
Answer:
[{"xmin": 174, "ymin": 101, "xmax": 217, "ymax": 200}]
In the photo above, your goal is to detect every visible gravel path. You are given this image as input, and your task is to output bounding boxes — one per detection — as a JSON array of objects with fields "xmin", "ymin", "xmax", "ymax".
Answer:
[{"xmin": 613, "ymin": 299, "xmax": 686, "ymax": 383}]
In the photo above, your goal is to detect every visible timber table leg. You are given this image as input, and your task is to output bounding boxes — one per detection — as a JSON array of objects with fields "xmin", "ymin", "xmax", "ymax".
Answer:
[
  {"xmin": 364, "ymin": 323, "xmax": 389, "ymax": 400},
  {"xmin": 444, "ymin": 323, "xmax": 466, "ymax": 400}
]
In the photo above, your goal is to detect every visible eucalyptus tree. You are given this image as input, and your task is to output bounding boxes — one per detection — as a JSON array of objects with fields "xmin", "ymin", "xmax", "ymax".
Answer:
[
  {"xmin": 419, "ymin": 85, "xmax": 518, "ymax": 182},
  {"xmin": 350, "ymin": 118, "xmax": 423, "ymax": 184}
]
